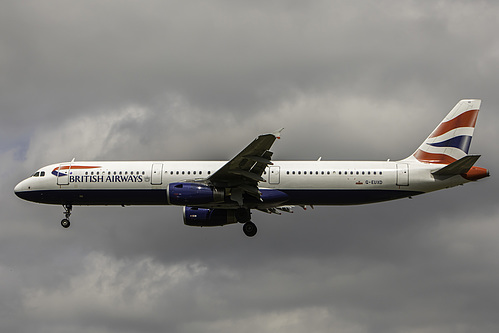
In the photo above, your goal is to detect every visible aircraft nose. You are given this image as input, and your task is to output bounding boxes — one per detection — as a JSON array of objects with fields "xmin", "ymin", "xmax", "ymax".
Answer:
[
  {"xmin": 14, "ymin": 182, "xmax": 22, "ymax": 195},
  {"xmin": 14, "ymin": 179, "xmax": 29, "ymax": 199}
]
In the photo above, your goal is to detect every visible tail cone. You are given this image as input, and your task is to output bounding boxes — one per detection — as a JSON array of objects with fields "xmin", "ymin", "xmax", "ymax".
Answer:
[{"xmin": 462, "ymin": 166, "xmax": 490, "ymax": 181}]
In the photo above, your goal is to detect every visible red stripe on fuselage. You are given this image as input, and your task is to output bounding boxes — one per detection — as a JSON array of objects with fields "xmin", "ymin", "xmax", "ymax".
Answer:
[
  {"xmin": 59, "ymin": 165, "xmax": 101, "ymax": 170},
  {"xmin": 52, "ymin": 165, "xmax": 101, "ymax": 173},
  {"xmin": 429, "ymin": 109, "xmax": 479, "ymax": 138}
]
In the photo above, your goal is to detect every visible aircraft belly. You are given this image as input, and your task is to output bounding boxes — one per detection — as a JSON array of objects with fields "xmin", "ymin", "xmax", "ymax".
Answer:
[
  {"xmin": 15, "ymin": 189, "xmax": 168, "ymax": 205},
  {"xmin": 280, "ymin": 189, "xmax": 423, "ymax": 205}
]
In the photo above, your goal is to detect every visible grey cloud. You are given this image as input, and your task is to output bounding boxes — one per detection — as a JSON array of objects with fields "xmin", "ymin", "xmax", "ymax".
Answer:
[{"xmin": 2, "ymin": 0, "xmax": 499, "ymax": 332}]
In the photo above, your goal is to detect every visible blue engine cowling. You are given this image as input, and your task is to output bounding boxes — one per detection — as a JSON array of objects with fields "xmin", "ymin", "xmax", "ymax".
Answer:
[
  {"xmin": 260, "ymin": 189, "xmax": 289, "ymax": 204},
  {"xmin": 168, "ymin": 183, "xmax": 225, "ymax": 205},
  {"xmin": 183, "ymin": 207, "xmax": 237, "ymax": 227}
]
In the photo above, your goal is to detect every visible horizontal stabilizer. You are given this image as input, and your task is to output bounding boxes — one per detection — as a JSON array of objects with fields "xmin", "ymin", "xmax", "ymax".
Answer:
[{"xmin": 432, "ymin": 155, "xmax": 481, "ymax": 176}]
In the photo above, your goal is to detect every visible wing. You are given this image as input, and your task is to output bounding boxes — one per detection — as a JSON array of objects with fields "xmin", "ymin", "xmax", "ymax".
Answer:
[{"xmin": 208, "ymin": 128, "xmax": 283, "ymax": 205}]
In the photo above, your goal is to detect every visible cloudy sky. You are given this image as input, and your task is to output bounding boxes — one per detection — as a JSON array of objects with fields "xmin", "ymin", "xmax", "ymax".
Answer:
[{"xmin": 2, "ymin": 0, "xmax": 498, "ymax": 332}]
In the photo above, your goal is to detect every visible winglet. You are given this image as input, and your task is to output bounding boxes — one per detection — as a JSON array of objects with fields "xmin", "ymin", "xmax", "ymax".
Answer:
[{"xmin": 272, "ymin": 128, "xmax": 284, "ymax": 139}]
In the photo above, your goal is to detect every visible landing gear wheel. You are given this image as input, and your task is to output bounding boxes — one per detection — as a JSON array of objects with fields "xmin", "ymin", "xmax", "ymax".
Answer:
[
  {"xmin": 243, "ymin": 221, "xmax": 257, "ymax": 237},
  {"xmin": 61, "ymin": 204, "xmax": 72, "ymax": 229},
  {"xmin": 61, "ymin": 218, "xmax": 70, "ymax": 228}
]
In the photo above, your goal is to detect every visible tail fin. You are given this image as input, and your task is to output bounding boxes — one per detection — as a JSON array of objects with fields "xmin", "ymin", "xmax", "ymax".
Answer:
[{"xmin": 412, "ymin": 99, "xmax": 481, "ymax": 164}]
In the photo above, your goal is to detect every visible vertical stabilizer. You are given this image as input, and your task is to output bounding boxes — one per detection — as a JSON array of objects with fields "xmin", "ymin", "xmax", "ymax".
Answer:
[{"xmin": 412, "ymin": 99, "xmax": 481, "ymax": 164}]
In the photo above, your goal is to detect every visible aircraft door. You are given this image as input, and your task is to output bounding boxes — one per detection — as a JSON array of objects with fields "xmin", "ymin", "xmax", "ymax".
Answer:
[
  {"xmin": 56, "ymin": 163, "xmax": 71, "ymax": 185},
  {"xmin": 396, "ymin": 163, "xmax": 409, "ymax": 186},
  {"xmin": 151, "ymin": 163, "xmax": 163, "ymax": 185},
  {"xmin": 268, "ymin": 166, "xmax": 280, "ymax": 185}
]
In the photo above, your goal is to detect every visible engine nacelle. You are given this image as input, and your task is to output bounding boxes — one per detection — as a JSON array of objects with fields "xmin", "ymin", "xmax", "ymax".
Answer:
[
  {"xmin": 183, "ymin": 207, "xmax": 237, "ymax": 227},
  {"xmin": 168, "ymin": 182, "xmax": 225, "ymax": 206}
]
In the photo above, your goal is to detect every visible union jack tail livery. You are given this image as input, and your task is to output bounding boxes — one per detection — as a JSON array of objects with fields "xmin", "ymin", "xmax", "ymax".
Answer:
[{"xmin": 412, "ymin": 99, "xmax": 480, "ymax": 164}]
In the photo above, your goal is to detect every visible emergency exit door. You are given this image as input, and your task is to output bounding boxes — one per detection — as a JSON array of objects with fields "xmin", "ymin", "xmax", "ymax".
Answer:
[
  {"xmin": 268, "ymin": 166, "xmax": 280, "ymax": 184},
  {"xmin": 396, "ymin": 163, "xmax": 409, "ymax": 186},
  {"xmin": 151, "ymin": 163, "xmax": 163, "ymax": 185}
]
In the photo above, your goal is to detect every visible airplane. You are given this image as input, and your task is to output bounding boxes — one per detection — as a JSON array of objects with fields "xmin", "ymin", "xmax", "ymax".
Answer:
[{"xmin": 14, "ymin": 99, "xmax": 489, "ymax": 237}]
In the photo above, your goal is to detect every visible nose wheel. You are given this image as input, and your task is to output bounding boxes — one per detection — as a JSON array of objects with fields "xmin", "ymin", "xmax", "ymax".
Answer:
[
  {"xmin": 61, "ymin": 218, "xmax": 70, "ymax": 228},
  {"xmin": 61, "ymin": 205, "xmax": 72, "ymax": 228}
]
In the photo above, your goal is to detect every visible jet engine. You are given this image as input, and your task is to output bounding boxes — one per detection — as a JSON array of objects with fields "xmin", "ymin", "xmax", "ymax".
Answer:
[
  {"xmin": 168, "ymin": 183, "xmax": 225, "ymax": 205},
  {"xmin": 183, "ymin": 207, "xmax": 237, "ymax": 227}
]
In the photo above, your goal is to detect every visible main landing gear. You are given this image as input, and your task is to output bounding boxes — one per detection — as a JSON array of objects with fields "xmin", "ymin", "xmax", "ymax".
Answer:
[
  {"xmin": 61, "ymin": 204, "xmax": 72, "ymax": 228},
  {"xmin": 242, "ymin": 221, "xmax": 257, "ymax": 237},
  {"xmin": 236, "ymin": 208, "xmax": 257, "ymax": 237}
]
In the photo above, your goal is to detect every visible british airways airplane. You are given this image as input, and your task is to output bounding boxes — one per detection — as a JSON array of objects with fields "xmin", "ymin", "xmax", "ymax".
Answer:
[{"xmin": 14, "ymin": 99, "xmax": 489, "ymax": 237}]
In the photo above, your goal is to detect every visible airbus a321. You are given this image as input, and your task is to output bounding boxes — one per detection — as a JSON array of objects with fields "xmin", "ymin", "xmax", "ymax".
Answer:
[{"xmin": 15, "ymin": 99, "xmax": 489, "ymax": 237}]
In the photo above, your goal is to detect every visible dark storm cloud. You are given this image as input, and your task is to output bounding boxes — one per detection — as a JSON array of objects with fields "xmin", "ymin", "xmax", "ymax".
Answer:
[{"xmin": 2, "ymin": 0, "xmax": 499, "ymax": 332}]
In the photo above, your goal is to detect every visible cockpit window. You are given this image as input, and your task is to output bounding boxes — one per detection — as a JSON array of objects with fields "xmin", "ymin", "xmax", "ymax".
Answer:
[
  {"xmin": 32, "ymin": 172, "xmax": 40, "ymax": 177},
  {"xmin": 40, "ymin": 171, "xmax": 45, "ymax": 177}
]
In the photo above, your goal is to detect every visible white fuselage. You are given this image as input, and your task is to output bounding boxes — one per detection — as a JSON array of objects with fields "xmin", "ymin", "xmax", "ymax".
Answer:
[{"xmin": 14, "ymin": 159, "xmax": 468, "ymax": 208}]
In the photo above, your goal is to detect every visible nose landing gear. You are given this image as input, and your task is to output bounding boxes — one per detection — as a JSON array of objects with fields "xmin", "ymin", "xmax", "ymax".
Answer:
[{"xmin": 61, "ymin": 204, "xmax": 72, "ymax": 228}]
